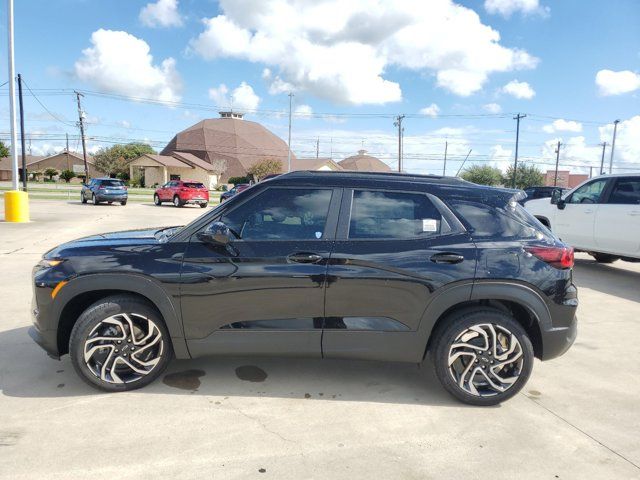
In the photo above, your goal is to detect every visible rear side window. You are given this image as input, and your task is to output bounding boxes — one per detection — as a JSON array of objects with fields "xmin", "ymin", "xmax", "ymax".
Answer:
[
  {"xmin": 450, "ymin": 200, "xmax": 551, "ymax": 240},
  {"xmin": 348, "ymin": 190, "xmax": 449, "ymax": 239},
  {"xmin": 607, "ymin": 178, "xmax": 640, "ymax": 205}
]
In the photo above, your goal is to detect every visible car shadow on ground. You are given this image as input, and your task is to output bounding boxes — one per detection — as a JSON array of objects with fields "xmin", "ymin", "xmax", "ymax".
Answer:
[
  {"xmin": 0, "ymin": 326, "xmax": 469, "ymax": 407},
  {"xmin": 573, "ymin": 258, "xmax": 640, "ymax": 303}
]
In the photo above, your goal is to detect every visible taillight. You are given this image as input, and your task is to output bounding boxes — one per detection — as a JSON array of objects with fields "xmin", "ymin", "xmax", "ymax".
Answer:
[
  {"xmin": 525, "ymin": 245, "xmax": 574, "ymax": 269},
  {"xmin": 98, "ymin": 185, "xmax": 105, "ymax": 190}
]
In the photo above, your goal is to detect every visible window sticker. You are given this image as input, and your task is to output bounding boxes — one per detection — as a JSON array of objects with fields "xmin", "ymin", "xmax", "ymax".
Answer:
[
  {"xmin": 315, "ymin": 231, "xmax": 322, "ymax": 239},
  {"xmin": 422, "ymin": 219, "xmax": 438, "ymax": 232}
]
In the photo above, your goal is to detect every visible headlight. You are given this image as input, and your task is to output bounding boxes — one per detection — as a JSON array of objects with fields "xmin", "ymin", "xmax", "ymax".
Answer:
[{"xmin": 37, "ymin": 259, "xmax": 64, "ymax": 268}]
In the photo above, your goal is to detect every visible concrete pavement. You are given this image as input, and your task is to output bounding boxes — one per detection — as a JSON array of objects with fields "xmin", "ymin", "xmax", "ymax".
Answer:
[{"xmin": 1, "ymin": 200, "xmax": 639, "ymax": 479}]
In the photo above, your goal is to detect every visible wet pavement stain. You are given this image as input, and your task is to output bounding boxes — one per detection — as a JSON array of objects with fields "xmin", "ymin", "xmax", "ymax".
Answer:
[
  {"xmin": 304, "ymin": 393, "xmax": 311, "ymax": 399},
  {"xmin": 528, "ymin": 390, "xmax": 542, "ymax": 397},
  {"xmin": 258, "ymin": 468, "xmax": 266, "ymax": 473},
  {"xmin": 56, "ymin": 370, "xmax": 64, "ymax": 373},
  {"xmin": 57, "ymin": 383, "xmax": 64, "ymax": 388},
  {"xmin": 163, "ymin": 369, "xmax": 206, "ymax": 391},
  {"xmin": 235, "ymin": 365, "xmax": 268, "ymax": 383}
]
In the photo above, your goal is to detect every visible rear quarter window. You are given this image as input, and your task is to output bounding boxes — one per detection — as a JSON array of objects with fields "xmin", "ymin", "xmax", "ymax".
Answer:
[{"xmin": 450, "ymin": 199, "xmax": 552, "ymax": 240}]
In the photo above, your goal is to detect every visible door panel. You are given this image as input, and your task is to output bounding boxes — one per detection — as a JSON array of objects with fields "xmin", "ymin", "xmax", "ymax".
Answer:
[
  {"xmin": 322, "ymin": 189, "xmax": 476, "ymax": 362},
  {"xmin": 594, "ymin": 177, "xmax": 640, "ymax": 256},
  {"xmin": 555, "ymin": 178, "xmax": 608, "ymax": 249}
]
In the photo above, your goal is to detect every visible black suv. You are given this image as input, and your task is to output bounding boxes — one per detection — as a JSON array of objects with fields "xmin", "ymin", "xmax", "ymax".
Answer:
[{"xmin": 30, "ymin": 171, "xmax": 577, "ymax": 405}]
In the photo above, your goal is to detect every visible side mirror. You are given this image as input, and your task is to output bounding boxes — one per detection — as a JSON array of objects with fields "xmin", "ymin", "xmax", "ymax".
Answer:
[
  {"xmin": 197, "ymin": 221, "xmax": 234, "ymax": 245},
  {"xmin": 550, "ymin": 189, "xmax": 561, "ymax": 204}
]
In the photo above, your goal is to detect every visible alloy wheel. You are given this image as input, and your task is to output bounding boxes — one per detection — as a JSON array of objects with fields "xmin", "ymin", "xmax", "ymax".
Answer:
[
  {"xmin": 447, "ymin": 323, "xmax": 523, "ymax": 397},
  {"xmin": 83, "ymin": 313, "xmax": 164, "ymax": 384}
]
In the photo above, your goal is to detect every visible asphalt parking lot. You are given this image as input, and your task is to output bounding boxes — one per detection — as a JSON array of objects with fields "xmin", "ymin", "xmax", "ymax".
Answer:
[{"xmin": 1, "ymin": 200, "xmax": 639, "ymax": 480}]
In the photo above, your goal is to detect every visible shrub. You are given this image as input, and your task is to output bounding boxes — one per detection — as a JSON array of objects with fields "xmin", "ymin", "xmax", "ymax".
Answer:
[
  {"xmin": 228, "ymin": 176, "xmax": 249, "ymax": 185},
  {"xmin": 59, "ymin": 169, "xmax": 76, "ymax": 183}
]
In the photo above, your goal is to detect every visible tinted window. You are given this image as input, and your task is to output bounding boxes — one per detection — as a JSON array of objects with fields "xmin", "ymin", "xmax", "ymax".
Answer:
[
  {"xmin": 348, "ymin": 190, "xmax": 447, "ymax": 239},
  {"xmin": 568, "ymin": 179, "xmax": 607, "ymax": 204},
  {"xmin": 184, "ymin": 182, "xmax": 205, "ymax": 189},
  {"xmin": 221, "ymin": 188, "xmax": 333, "ymax": 240},
  {"xmin": 450, "ymin": 200, "xmax": 551, "ymax": 240},
  {"xmin": 99, "ymin": 179, "xmax": 124, "ymax": 187},
  {"xmin": 608, "ymin": 178, "xmax": 640, "ymax": 205}
]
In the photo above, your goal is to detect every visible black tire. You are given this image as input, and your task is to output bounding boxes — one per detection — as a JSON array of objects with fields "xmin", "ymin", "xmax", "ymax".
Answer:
[
  {"xmin": 199, "ymin": 202, "xmax": 207, "ymax": 208},
  {"xmin": 430, "ymin": 308, "xmax": 534, "ymax": 406},
  {"xmin": 69, "ymin": 295, "xmax": 173, "ymax": 392},
  {"xmin": 154, "ymin": 194, "xmax": 161, "ymax": 206},
  {"xmin": 173, "ymin": 195, "xmax": 183, "ymax": 208},
  {"xmin": 592, "ymin": 253, "xmax": 619, "ymax": 263},
  {"xmin": 81, "ymin": 192, "xmax": 87, "ymax": 204},
  {"xmin": 120, "ymin": 201, "xmax": 127, "ymax": 206},
  {"xmin": 107, "ymin": 201, "xmax": 113, "ymax": 205},
  {"xmin": 92, "ymin": 194, "xmax": 99, "ymax": 205}
]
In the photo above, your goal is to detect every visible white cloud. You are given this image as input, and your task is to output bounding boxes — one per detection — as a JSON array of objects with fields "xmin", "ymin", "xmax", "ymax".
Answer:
[
  {"xmin": 419, "ymin": 103, "xmax": 440, "ymax": 117},
  {"xmin": 595, "ymin": 69, "xmax": 640, "ymax": 96},
  {"xmin": 74, "ymin": 29, "xmax": 182, "ymax": 102},
  {"xmin": 294, "ymin": 104, "xmax": 313, "ymax": 119},
  {"xmin": 542, "ymin": 119, "xmax": 583, "ymax": 134},
  {"xmin": 487, "ymin": 144, "xmax": 513, "ymax": 171},
  {"xmin": 483, "ymin": 103, "xmax": 502, "ymax": 113},
  {"xmin": 501, "ymin": 80, "xmax": 535, "ymax": 99},
  {"xmin": 208, "ymin": 81, "xmax": 261, "ymax": 112},
  {"xmin": 484, "ymin": 0, "xmax": 548, "ymax": 17},
  {"xmin": 189, "ymin": 0, "xmax": 538, "ymax": 104},
  {"xmin": 139, "ymin": 0, "xmax": 183, "ymax": 28},
  {"xmin": 599, "ymin": 116, "xmax": 640, "ymax": 165}
]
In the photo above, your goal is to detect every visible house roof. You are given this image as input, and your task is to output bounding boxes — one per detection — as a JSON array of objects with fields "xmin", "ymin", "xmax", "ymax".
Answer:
[
  {"xmin": 291, "ymin": 157, "xmax": 343, "ymax": 171},
  {"xmin": 339, "ymin": 150, "xmax": 392, "ymax": 173},
  {"xmin": 141, "ymin": 154, "xmax": 193, "ymax": 168},
  {"xmin": 172, "ymin": 151, "xmax": 217, "ymax": 171},
  {"xmin": 161, "ymin": 116, "xmax": 294, "ymax": 171},
  {"xmin": 0, "ymin": 155, "xmax": 44, "ymax": 170}
]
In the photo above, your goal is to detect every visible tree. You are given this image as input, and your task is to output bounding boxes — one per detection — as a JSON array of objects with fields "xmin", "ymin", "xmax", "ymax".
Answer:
[
  {"xmin": 0, "ymin": 141, "xmax": 9, "ymax": 158},
  {"xmin": 44, "ymin": 168, "xmax": 58, "ymax": 181},
  {"xmin": 93, "ymin": 142, "xmax": 155, "ymax": 177},
  {"xmin": 59, "ymin": 169, "xmax": 75, "ymax": 183},
  {"xmin": 503, "ymin": 164, "xmax": 544, "ymax": 189},
  {"xmin": 460, "ymin": 165, "xmax": 503, "ymax": 186},
  {"xmin": 247, "ymin": 158, "xmax": 283, "ymax": 181}
]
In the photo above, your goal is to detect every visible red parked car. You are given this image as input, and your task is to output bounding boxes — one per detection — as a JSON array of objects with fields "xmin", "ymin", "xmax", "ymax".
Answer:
[{"xmin": 154, "ymin": 180, "xmax": 209, "ymax": 208}]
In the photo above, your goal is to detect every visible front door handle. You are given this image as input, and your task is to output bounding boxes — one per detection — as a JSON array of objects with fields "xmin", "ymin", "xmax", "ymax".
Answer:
[
  {"xmin": 287, "ymin": 252, "xmax": 324, "ymax": 264},
  {"xmin": 430, "ymin": 253, "xmax": 464, "ymax": 264}
]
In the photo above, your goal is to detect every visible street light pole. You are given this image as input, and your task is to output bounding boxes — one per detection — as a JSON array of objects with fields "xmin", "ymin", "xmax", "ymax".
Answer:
[
  {"xmin": 6, "ymin": 0, "xmax": 18, "ymax": 191},
  {"xmin": 512, "ymin": 113, "xmax": 526, "ymax": 188},
  {"xmin": 608, "ymin": 119, "xmax": 620, "ymax": 174}
]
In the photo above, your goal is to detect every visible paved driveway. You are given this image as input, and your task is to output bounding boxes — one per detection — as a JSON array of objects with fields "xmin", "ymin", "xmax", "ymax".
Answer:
[{"xmin": 1, "ymin": 200, "xmax": 639, "ymax": 479}]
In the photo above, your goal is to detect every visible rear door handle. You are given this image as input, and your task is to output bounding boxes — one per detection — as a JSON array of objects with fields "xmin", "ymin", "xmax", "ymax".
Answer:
[
  {"xmin": 583, "ymin": 209, "xmax": 593, "ymax": 214},
  {"xmin": 287, "ymin": 252, "xmax": 324, "ymax": 264},
  {"xmin": 430, "ymin": 253, "xmax": 465, "ymax": 264},
  {"xmin": 628, "ymin": 211, "xmax": 640, "ymax": 216}
]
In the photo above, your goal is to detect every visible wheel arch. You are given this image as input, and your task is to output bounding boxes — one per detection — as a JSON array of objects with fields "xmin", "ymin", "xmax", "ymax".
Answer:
[
  {"xmin": 534, "ymin": 215, "xmax": 551, "ymax": 228},
  {"xmin": 420, "ymin": 281, "xmax": 549, "ymax": 360},
  {"xmin": 53, "ymin": 274, "xmax": 190, "ymax": 358}
]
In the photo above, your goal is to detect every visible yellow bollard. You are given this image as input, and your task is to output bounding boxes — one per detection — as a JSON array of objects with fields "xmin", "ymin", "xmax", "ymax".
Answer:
[{"xmin": 3, "ymin": 190, "xmax": 30, "ymax": 222}]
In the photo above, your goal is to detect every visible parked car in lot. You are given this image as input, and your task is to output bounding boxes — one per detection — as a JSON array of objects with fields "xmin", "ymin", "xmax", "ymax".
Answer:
[
  {"xmin": 154, "ymin": 180, "xmax": 209, "ymax": 208},
  {"xmin": 526, "ymin": 174, "xmax": 640, "ymax": 263},
  {"xmin": 81, "ymin": 178, "xmax": 128, "ymax": 206},
  {"xmin": 30, "ymin": 171, "xmax": 577, "ymax": 405},
  {"xmin": 520, "ymin": 186, "xmax": 567, "ymax": 205},
  {"xmin": 220, "ymin": 183, "xmax": 250, "ymax": 202}
]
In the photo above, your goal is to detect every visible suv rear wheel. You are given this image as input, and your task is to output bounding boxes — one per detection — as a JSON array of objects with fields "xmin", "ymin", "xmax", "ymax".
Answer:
[
  {"xmin": 431, "ymin": 308, "xmax": 534, "ymax": 406},
  {"xmin": 173, "ymin": 195, "xmax": 183, "ymax": 208},
  {"xmin": 69, "ymin": 295, "xmax": 172, "ymax": 392}
]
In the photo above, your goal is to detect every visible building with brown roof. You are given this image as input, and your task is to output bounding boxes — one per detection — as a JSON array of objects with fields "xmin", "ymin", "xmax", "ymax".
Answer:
[
  {"xmin": 128, "ymin": 152, "xmax": 222, "ymax": 188},
  {"xmin": 0, "ymin": 151, "xmax": 103, "ymax": 183},
  {"xmin": 338, "ymin": 150, "xmax": 392, "ymax": 172},
  {"xmin": 161, "ymin": 112, "xmax": 294, "ymax": 182}
]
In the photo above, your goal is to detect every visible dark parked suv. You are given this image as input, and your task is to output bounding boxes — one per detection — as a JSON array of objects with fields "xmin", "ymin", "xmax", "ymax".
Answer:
[{"xmin": 30, "ymin": 171, "xmax": 577, "ymax": 405}]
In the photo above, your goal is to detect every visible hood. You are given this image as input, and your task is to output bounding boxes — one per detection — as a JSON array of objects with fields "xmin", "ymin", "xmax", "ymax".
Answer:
[{"xmin": 44, "ymin": 227, "xmax": 181, "ymax": 258}]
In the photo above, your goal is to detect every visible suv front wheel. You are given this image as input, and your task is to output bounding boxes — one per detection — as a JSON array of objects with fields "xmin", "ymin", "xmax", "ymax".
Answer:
[
  {"xmin": 69, "ymin": 295, "xmax": 172, "ymax": 392},
  {"xmin": 431, "ymin": 308, "xmax": 534, "ymax": 406}
]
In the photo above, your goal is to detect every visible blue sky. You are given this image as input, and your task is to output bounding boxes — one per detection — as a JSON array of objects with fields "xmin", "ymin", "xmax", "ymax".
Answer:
[{"xmin": 1, "ymin": 0, "xmax": 639, "ymax": 175}]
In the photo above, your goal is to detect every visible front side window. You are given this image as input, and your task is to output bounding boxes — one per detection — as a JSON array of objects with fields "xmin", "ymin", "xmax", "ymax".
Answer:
[
  {"xmin": 348, "ymin": 190, "xmax": 447, "ymax": 239},
  {"xmin": 607, "ymin": 178, "xmax": 640, "ymax": 205},
  {"xmin": 568, "ymin": 179, "xmax": 608, "ymax": 204},
  {"xmin": 221, "ymin": 188, "xmax": 333, "ymax": 240}
]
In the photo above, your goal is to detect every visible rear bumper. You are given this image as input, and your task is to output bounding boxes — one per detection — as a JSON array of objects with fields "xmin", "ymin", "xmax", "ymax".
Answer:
[
  {"xmin": 96, "ymin": 194, "xmax": 127, "ymax": 201},
  {"xmin": 180, "ymin": 196, "xmax": 208, "ymax": 204},
  {"xmin": 539, "ymin": 314, "xmax": 577, "ymax": 360}
]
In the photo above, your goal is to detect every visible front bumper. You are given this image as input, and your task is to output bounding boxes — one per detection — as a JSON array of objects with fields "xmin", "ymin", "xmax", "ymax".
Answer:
[{"xmin": 28, "ymin": 325, "xmax": 59, "ymax": 359}]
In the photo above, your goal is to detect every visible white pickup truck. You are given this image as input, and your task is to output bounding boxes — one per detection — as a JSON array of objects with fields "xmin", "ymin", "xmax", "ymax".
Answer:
[{"xmin": 525, "ymin": 174, "xmax": 640, "ymax": 263}]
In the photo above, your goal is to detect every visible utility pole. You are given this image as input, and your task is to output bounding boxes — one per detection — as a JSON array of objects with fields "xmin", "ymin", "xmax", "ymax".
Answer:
[
  {"xmin": 553, "ymin": 140, "xmax": 561, "ymax": 187},
  {"xmin": 286, "ymin": 92, "xmax": 293, "ymax": 172},
  {"xmin": 512, "ymin": 113, "xmax": 526, "ymax": 188},
  {"xmin": 443, "ymin": 141, "xmax": 448, "ymax": 176},
  {"xmin": 589, "ymin": 166, "xmax": 593, "ymax": 178},
  {"xmin": 74, "ymin": 91, "xmax": 89, "ymax": 181},
  {"xmin": 65, "ymin": 133, "xmax": 70, "ymax": 170},
  {"xmin": 609, "ymin": 119, "xmax": 620, "ymax": 174},
  {"xmin": 316, "ymin": 137, "xmax": 319, "ymax": 159},
  {"xmin": 17, "ymin": 74, "xmax": 27, "ymax": 191},
  {"xmin": 599, "ymin": 142, "xmax": 607, "ymax": 175},
  {"xmin": 394, "ymin": 115, "xmax": 405, "ymax": 172}
]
